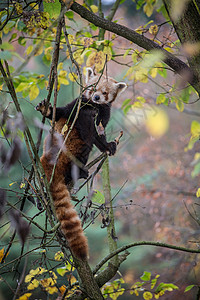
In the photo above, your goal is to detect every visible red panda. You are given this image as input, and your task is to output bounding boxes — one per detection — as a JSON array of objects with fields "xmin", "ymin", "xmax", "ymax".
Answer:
[{"xmin": 36, "ymin": 68, "xmax": 127, "ymax": 260}]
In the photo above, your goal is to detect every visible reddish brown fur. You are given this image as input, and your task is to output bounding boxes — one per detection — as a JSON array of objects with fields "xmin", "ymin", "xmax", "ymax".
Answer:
[
  {"xmin": 40, "ymin": 125, "xmax": 88, "ymax": 260},
  {"xmin": 39, "ymin": 69, "xmax": 127, "ymax": 260}
]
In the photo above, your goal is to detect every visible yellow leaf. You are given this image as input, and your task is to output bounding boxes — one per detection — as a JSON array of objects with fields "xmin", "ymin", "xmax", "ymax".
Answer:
[
  {"xmin": 67, "ymin": 275, "xmax": 77, "ymax": 285},
  {"xmin": 46, "ymin": 286, "xmax": 58, "ymax": 294},
  {"xmin": 149, "ymin": 24, "xmax": 158, "ymax": 35},
  {"xmin": 191, "ymin": 120, "xmax": 200, "ymax": 137},
  {"xmin": 164, "ymin": 47, "xmax": 174, "ymax": 53},
  {"xmin": 135, "ymin": 26, "xmax": 145, "ymax": 35},
  {"xmin": 90, "ymin": 5, "xmax": 98, "ymax": 13},
  {"xmin": 54, "ymin": 251, "xmax": 64, "ymax": 261},
  {"xmin": 103, "ymin": 46, "xmax": 112, "ymax": 61},
  {"xmin": 149, "ymin": 67, "xmax": 157, "ymax": 78},
  {"xmin": 68, "ymin": 34, "xmax": 74, "ymax": 44},
  {"xmin": 26, "ymin": 45, "xmax": 33, "ymax": 56},
  {"xmin": 16, "ymin": 82, "xmax": 29, "ymax": 93},
  {"xmin": 9, "ymin": 182, "xmax": 17, "ymax": 187},
  {"xmin": 68, "ymin": 72, "xmax": 78, "ymax": 82},
  {"xmin": 86, "ymin": 51, "xmax": 106, "ymax": 72},
  {"xmin": 59, "ymin": 77, "xmax": 69, "ymax": 85},
  {"xmin": 29, "ymin": 85, "xmax": 39, "ymax": 101},
  {"xmin": 27, "ymin": 279, "xmax": 39, "ymax": 290},
  {"xmin": 34, "ymin": 44, "xmax": 44, "ymax": 56},
  {"xmin": 134, "ymin": 68, "xmax": 148, "ymax": 83},
  {"xmin": 58, "ymin": 62, "xmax": 63, "ymax": 70},
  {"xmin": 81, "ymin": 37, "xmax": 94, "ymax": 48},
  {"xmin": 143, "ymin": 2, "xmax": 154, "ymax": 17},
  {"xmin": 20, "ymin": 182, "xmax": 25, "ymax": 189},
  {"xmin": 40, "ymin": 278, "xmax": 55, "ymax": 288},
  {"xmin": 73, "ymin": 49, "xmax": 84, "ymax": 65},
  {"xmin": 61, "ymin": 124, "xmax": 68, "ymax": 135},
  {"xmin": 15, "ymin": 3, "xmax": 23, "ymax": 14},
  {"xmin": 145, "ymin": 108, "xmax": 169, "ymax": 138},
  {"xmin": 143, "ymin": 292, "xmax": 153, "ymax": 300},
  {"xmin": 156, "ymin": 94, "xmax": 166, "ymax": 104},
  {"xmin": 59, "ymin": 285, "xmax": 67, "ymax": 295},
  {"xmin": 65, "ymin": 260, "xmax": 75, "ymax": 272},
  {"xmin": 59, "ymin": 70, "xmax": 67, "ymax": 77},
  {"xmin": 124, "ymin": 66, "xmax": 134, "ymax": 79},
  {"xmin": 49, "ymin": 271, "xmax": 58, "ymax": 280},
  {"xmin": 16, "ymin": 293, "xmax": 32, "ymax": 300},
  {"xmin": 25, "ymin": 274, "xmax": 33, "ymax": 283},
  {"xmin": 0, "ymin": 248, "xmax": 4, "ymax": 263},
  {"xmin": 196, "ymin": 188, "xmax": 200, "ymax": 198},
  {"xmin": 143, "ymin": 291, "xmax": 153, "ymax": 299},
  {"xmin": 29, "ymin": 267, "xmax": 47, "ymax": 276}
]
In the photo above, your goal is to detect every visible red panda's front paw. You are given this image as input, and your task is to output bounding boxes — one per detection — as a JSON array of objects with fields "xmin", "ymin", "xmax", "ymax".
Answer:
[
  {"xmin": 107, "ymin": 141, "xmax": 117, "ymax": 156},
  {"xmin": 35, "ymin": 99, "xmax": 52, "ymax": 117}
]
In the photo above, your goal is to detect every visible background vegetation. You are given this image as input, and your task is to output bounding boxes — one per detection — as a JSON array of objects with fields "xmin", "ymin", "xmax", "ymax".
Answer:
[{"xmin": 0, "ymin": 0, "xmax": 200, "ymax": 299}]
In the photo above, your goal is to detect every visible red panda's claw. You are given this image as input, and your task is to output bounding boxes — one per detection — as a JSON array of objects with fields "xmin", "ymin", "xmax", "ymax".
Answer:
[{"xmin": 107, "ymin": 141, "xmax": 117, "ymax": 156}]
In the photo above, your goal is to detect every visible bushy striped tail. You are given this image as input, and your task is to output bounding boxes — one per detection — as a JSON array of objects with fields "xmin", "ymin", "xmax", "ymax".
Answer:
[
  {"xmin": 40, "ymin": 152, "xmax": 88, "ymax": 260},
  {"xmin": 51, "ymin": 182, "xmax": 89, "ymax": 260}
]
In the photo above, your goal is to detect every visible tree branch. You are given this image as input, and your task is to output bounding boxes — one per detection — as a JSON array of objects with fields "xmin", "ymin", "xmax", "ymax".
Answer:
[
  {"xmin": 93, "ymin": 241, "xmax": 200, "ymax": 274},
  {"xmin": 70, "ymin": 2, "xmax": 200, "ymax": 92}
]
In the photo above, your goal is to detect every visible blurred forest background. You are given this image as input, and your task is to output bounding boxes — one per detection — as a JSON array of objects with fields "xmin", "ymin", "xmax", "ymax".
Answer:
[{"xmin": 0, "ymin": 0, "xmax": 200, "ymax": 299}]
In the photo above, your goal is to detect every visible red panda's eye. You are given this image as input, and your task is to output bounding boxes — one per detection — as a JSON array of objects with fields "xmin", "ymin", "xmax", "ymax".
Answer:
[{"xmin": 103, "ymin": 92, "xmax": 107, "ymax": 95}]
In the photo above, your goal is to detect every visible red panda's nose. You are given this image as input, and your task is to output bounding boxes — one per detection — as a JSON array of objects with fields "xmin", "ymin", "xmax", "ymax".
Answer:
[{"xmin": 94, "ymin": 95, "xmax": 100, "ymax": 101}]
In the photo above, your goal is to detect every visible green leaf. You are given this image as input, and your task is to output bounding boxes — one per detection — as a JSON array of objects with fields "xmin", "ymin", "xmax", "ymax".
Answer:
[
  {"xmin": 0, "ymin": 42, "xmax": 14, "ymax": 51},
  {"xmin": 123, "ymin": 104, "xmax": 132, "ymax": 115},
  {"xmin": 56, "ymin": 267, "xmax": 67, "ymax": 276},
  {"xmin": 90, "ymin": 23, "xmax": 98, "ymax": 31},
  {"xmin": 121, "ymin": 98, "xmax": 131, "ymax": 109},
  {"xmin": 3, "ymin": 21, "xmax": 15, "ymax": 34},
  {"xmin": 191, "ymin": 162, "xmax": 200, "ymax": 177},
  {"xmin": 43, "ymin": 0, "xmax": 61, "ymax": 19},
  {"xmin": 17, "ymin": 20, "xmax": 26, "ymax": 31},
  {"xmin": 156, "ymin": 94, "xmax": 166, "ymax": 104},
  {"xmin": 18, "ymin": 37, "xmax": 26, "ymax": 46},
  {"xmin": 92, "ymin": 190, "xmax": 105, "ymax": 204},
  {"xmin": 16, "ymin": 82, "xmax": 29, "ymax": 93},
  {"xmin": 65, "ymin": 11, "xmax": 74, "ymax": 19},
  {"xmin": 175, "ymin": 98, "xmax": 184, "ymax": 112},
  {"xmin": 155, "ymin": 283, "xmax": 178, "ymax": 293},
  {"xmin": 9, "ymin": 33, "xmax": 17, "ymax": 43},
  {"xmin": 184, "ymin": 285, "xmax": 195, "ymax": 293},
  {"xmin": 140, "ymin": 271, "xmax": 151, "ymax": 281},
  {"xmin": 191, "ymin": 120, "xmax": 200, "ymax": 137}
]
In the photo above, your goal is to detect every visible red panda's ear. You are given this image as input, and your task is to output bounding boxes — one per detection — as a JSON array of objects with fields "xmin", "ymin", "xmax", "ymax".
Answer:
[
  {"xmin": 116, "ymin": 82, "xmax": 127, "ymax": 94},
  {"xmin": 85, "ymin": 67, "xmax": 96, "ymax": 83}
]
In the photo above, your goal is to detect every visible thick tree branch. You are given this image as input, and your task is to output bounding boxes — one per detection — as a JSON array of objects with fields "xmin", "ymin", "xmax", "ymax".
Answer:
[
  {"xmin": 93, "ymin": 241, "xmax": 200, "ymax": 274},
  {"xmin": 70, "ymin": 2, "xmax": 200, "ymax": 93}
]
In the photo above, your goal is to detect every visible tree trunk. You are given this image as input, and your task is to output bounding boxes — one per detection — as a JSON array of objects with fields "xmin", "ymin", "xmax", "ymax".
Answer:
[{"xmin": 163, "ymin": 0, "xmax": 200, "ymax": 92}]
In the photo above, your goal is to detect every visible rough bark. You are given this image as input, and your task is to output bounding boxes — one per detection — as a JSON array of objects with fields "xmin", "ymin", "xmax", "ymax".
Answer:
[{"xmin": 163, "ymin": 0, "xmax": 200, "ymax": 92}]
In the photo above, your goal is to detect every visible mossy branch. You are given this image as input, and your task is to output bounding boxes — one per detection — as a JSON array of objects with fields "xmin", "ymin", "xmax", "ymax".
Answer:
[{"xmin": 102, "ymin": 157, "xmax": 119, "ymax": 267}]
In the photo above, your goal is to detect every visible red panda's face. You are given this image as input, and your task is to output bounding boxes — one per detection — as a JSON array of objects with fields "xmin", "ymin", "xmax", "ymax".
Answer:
[{"xmin": 85, "ymin": 68, "xmax": 127, "ymax": 105}]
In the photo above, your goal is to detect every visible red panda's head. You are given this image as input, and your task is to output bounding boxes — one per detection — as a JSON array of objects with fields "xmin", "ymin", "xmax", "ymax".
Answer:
[{"xmin": 85, "ymin": 67, "xmax": 127, "ymax": 105}]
